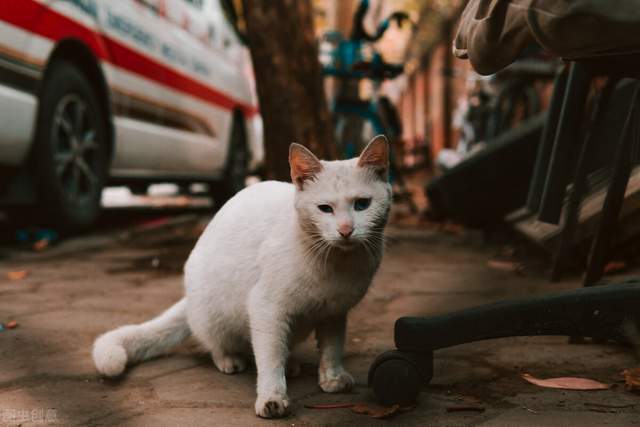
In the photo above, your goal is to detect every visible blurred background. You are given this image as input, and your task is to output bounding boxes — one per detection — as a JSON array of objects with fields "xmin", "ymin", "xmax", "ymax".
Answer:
[
  {"xmin": 4, "ymin": 0, "xmax": 640, "ymax": 301},
  {"xmin": 4, "ymin": 0, "xmax": 640, "ymax": 325},
  {"xmin": 0, "ymin": 0, "xmax": 559, "ymax": 244}
]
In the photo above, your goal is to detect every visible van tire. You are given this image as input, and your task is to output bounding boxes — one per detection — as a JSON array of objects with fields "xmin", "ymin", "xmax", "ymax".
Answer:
[
  {"xmin": 209, "ymin": 115, "xmax": 248, "ymax": 207},
  {"xmin": 32, "ymin": 60, "xmax": 109, "ymax": 233}
]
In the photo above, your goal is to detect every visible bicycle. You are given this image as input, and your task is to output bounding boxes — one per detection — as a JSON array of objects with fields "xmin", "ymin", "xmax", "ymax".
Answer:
[
  {"xmin": 320, "ymin": 0, "xmax": 417, "ymax": 212},
  {"xmin": 438, "ymin": 50, "xmax": 559, "ymax": 171}
]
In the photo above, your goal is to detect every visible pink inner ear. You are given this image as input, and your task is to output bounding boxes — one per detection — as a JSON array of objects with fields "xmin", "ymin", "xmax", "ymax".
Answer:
[
  {"xmin": 290, "ymin": 145, "xmax": 322, "ymax": 186},
  {"xmin": 358, "ymin": 141, "xmax": 388, "ymax": 169},
  {"xmin": 295, "ymin": 158, "xmax": 321, "ymax": 179},
  {"xmin": 362, "ymin": 151, "xmax": 385, "ymax": 165}
]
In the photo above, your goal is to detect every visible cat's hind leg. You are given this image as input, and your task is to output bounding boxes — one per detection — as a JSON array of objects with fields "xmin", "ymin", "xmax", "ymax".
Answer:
[
  {"xmin": 211, "ymin": 348, "xmax": 248, "ymax": 374},
  {"xmin": 186, "ymin": 298, "xmax": 250, "ymax": 374},
  {"xmin": 192, "ymin": 327, "xmax": 249, "ymax": 374},
  {"xmin": 286, "ymin": 357, "xmax": 301, "ymax": 378}
]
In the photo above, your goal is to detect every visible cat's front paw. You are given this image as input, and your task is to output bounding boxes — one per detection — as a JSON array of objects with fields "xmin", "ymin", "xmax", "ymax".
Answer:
[
  {"xmin": 319, "ymin": 371, "xmax": 354, "ymax": 393},
  {"xmin": 255, "ymin": 393, "xmax": 291, "ymax": 418}
]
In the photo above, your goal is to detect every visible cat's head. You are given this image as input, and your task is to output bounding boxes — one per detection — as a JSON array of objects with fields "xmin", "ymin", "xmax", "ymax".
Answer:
[{"xmin": 289, "ymin": 135, "xmax": 392, "ymax": 250}]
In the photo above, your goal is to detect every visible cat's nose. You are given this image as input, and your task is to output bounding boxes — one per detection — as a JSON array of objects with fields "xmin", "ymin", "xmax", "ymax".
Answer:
[{"xmin": 338, "ymin": 224, "xmax": 353, "ymax": 239}]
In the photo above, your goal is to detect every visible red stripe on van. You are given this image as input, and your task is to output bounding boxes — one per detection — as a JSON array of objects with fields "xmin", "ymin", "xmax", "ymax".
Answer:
[{"xmin": 1, "ymin": 0, "xmax": 258, "ymax": 117}]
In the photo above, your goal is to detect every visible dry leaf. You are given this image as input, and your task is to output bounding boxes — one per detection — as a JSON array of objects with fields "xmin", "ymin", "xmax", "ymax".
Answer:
[
  {"xmin": 304, "ymin": 403, "xmax": 355, "ymax": 409},
  {"xmin": 6, "ymin": 270, "xmax": 28, "ymax": 281},
  {"xmin": 604, "ymin": 261, "xmax": 627, "ymax": 275},
  {"xmin": 5, "ymin": 320, "xmax": 17, "ymax": 329},
  {"xmin": 305, "ymin": 402, "xmax": 414, "ymax": 419},
  {"xmin": 33, "ymin": 239, "xmax": 49, "ymax": 251},
  {"xmin": 351, "ymin": 403, "xmax": 401, "ymax": 419},
  {"xmin": 487, "ymin": 260, "xmax": 524, "ymax": 274},
  {"xmin": 522, "ymin": 373, "xmax": 609, "ymax": 390},
  {"xmin": 622, "ymin": 368, "xmax": 640, "ymax": 392}
]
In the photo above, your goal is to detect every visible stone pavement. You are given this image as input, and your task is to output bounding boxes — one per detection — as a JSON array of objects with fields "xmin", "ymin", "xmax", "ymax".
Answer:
[{"xmin": 0, "ymin": 217, "xmax": 638, "ymax": 426}]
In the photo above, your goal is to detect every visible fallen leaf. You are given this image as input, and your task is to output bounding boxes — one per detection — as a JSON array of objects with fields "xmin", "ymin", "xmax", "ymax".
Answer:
[
  {"xmin": 6, "ymin": 270, "xmax": 28, "ymax": 281},
  {"xmin": 446, "ymin": 405, "xmax": 485, "ymax": 413},
  {"xmin": 304, "ymin": 403, "xmax": 355, "ymax": 409},
  {"xmin": 33, "ymin": 238, "xmax": 50, "ymax": 251},
  {"xmin": 304, "ymin": 402, "xmax": 414, "ymax": 419},
  {"xmin": 351, "ymin": 403, "xmax": 401, "ymax": 419},
  {"xmin": 487, "ymin": 260, "xmax": 524, "ymax": 274},
  {"xmin": 604, "ymin": 261, "xmax": 627, "ymax": 275},
  {"xmin": 5, "ymin": 320, "xmax": 17, "ymax": 329},
  {"xmin": 622, "ymin": 368, "xmax": 640, "ymax": 392},
  {"xmin": 441, "ymin": 222, "xmax": 465, "ymax": 235},
  {"xmin": 522, "ymin": 373, "xmax": 609, "ymax": 390}
]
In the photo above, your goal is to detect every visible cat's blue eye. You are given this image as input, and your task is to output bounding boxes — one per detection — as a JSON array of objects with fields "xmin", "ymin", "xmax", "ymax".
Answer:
[
  {"xmin": 354, "ymin": 198, "xmax": 372, "ymax": 211},
  {"xmin": 318, "ymin": 204, "xmax": 333, "ymax": 214}
]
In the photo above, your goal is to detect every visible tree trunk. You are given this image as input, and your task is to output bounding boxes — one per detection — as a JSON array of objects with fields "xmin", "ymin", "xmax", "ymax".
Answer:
[{"xmin": 242, "ymin": 0, "xmax": 336, "ymax": 181}]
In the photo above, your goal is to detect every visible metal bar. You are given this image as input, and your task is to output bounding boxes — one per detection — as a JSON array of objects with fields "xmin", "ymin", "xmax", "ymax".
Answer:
[
  {"xmin": 526, "ymin": 68, "xmax": 569, "ymax": 213},
  {"xmin": 538, "ymin": 63, "xmax": 591, "ymax": 224},
  {"xmin": 395, "ymin": 279, "xmax": 640, "ymax": 352},
  {"xmin": 551, "ymin": 78, "xmax": 619, "ymax": 281},
  {"xmin": 583, "ymin": 86, "xmax": 640, "ymax": 287}
]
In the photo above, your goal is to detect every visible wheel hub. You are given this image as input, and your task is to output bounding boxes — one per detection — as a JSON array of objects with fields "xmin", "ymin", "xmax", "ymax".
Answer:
[{"xmin": 51, "ymin": 94, "xmax": 100, "ymax": 203}]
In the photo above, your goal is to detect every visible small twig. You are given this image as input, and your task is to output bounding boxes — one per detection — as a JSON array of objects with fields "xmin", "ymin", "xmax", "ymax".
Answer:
[
  {"xmin": 304, "ymin": 403, "xmax": 356, "ymax": 409},
  {"xmin": 446, "ymin": 406, "xmax": 485, "ymax": 413},
  {"xmin": 584, "ymin": 402, "xmax": 635, "ymax": 409}
]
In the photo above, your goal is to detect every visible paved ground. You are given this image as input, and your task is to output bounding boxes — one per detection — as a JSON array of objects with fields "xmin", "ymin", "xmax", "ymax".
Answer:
[{"xmin": 1, "ymin": 212, "xmax": 639, "ymax": 426}]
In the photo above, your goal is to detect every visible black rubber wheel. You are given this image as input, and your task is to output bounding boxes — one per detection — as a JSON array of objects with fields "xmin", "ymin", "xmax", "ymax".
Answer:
[
  {"xmin": 32, "ymin": 60, "xmax": 109, "ymax": 233},
  {"xmin": 209, "ymin": 115, "xmax": 248, "ymax": 206},
  {"xmin": 368, "ymin": 350, "xmax": 433, "ymax": 406}
]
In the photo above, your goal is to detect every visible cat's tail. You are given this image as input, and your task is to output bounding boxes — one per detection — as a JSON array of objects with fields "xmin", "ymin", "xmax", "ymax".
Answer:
[{"xmin": 92, "ymin": 298, "xmax": 190, "ymax": 377}]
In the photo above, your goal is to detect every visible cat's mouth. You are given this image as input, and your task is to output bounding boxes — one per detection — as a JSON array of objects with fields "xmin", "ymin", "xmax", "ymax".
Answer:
[{"xmin": 331, "ymin": 238, "xmax": 359, "ymax": 250}]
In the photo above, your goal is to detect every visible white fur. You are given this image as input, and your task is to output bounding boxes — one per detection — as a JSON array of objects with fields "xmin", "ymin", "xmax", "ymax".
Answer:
[{"xmin": 92, "ymin": 139, "xmax": 392, "ymax": 418}]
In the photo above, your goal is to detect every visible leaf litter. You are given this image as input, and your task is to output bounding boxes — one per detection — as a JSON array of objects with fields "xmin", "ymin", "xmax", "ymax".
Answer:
[
  {"xmin": 305, "ymin": 402, "xmax": 415, "ymax": 419},
  {"xmin": 522, "ymin": 373, "xmax": 609, "ymax": 390},
  {"xmin": 622, "ymin": 368, "xmax": 640, "ymax": 392},
  {"xmin": 6, "ymin": 270, "xmax": 28, "ymax": 281}
]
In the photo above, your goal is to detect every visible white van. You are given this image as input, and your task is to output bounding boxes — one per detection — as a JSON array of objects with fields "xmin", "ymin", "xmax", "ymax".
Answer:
[{"xmin": 0, "ymin": 0, "xmax": 263, "ymax": 230}]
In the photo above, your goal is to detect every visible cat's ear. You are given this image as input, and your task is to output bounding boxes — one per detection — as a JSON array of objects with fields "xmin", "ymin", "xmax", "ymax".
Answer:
[
  {"xmin": 289, "ymin": 143, "xmax": 323, "ymax": 190},
  {"xmin": 358, "ymin": 135, "xmax": 389, "ymax": 180}
]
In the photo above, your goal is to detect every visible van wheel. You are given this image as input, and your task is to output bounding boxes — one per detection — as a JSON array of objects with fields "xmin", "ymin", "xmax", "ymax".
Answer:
[
  {"xmin": 33, "ymin": 60, "xmax": 109, "ymax": 232},
  {"xmin": 209, "ymin": 116, "xmax": 248, "ymax": 206}
]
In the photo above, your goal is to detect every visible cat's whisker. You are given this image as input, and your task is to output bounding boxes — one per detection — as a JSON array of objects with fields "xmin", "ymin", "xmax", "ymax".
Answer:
[
  {"xmin": 304, "ymin": 237, "xmax": 331, "ymax": 267},
  {"xmin": 369, "ymin": 239, "xmax": 387, "ymax": 254},
  {"xmin": 320, "ymin": 241, "xmax": 333, "ymax": 272},
  {"xmin": 360, "ymin": 239, "xmax": 377, "ymax": 267}
]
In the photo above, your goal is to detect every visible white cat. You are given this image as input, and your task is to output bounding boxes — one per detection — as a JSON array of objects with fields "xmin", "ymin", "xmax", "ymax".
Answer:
[{"xmin": 92, "ymin": 135, "xmax": 392, "ymax": 418}]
